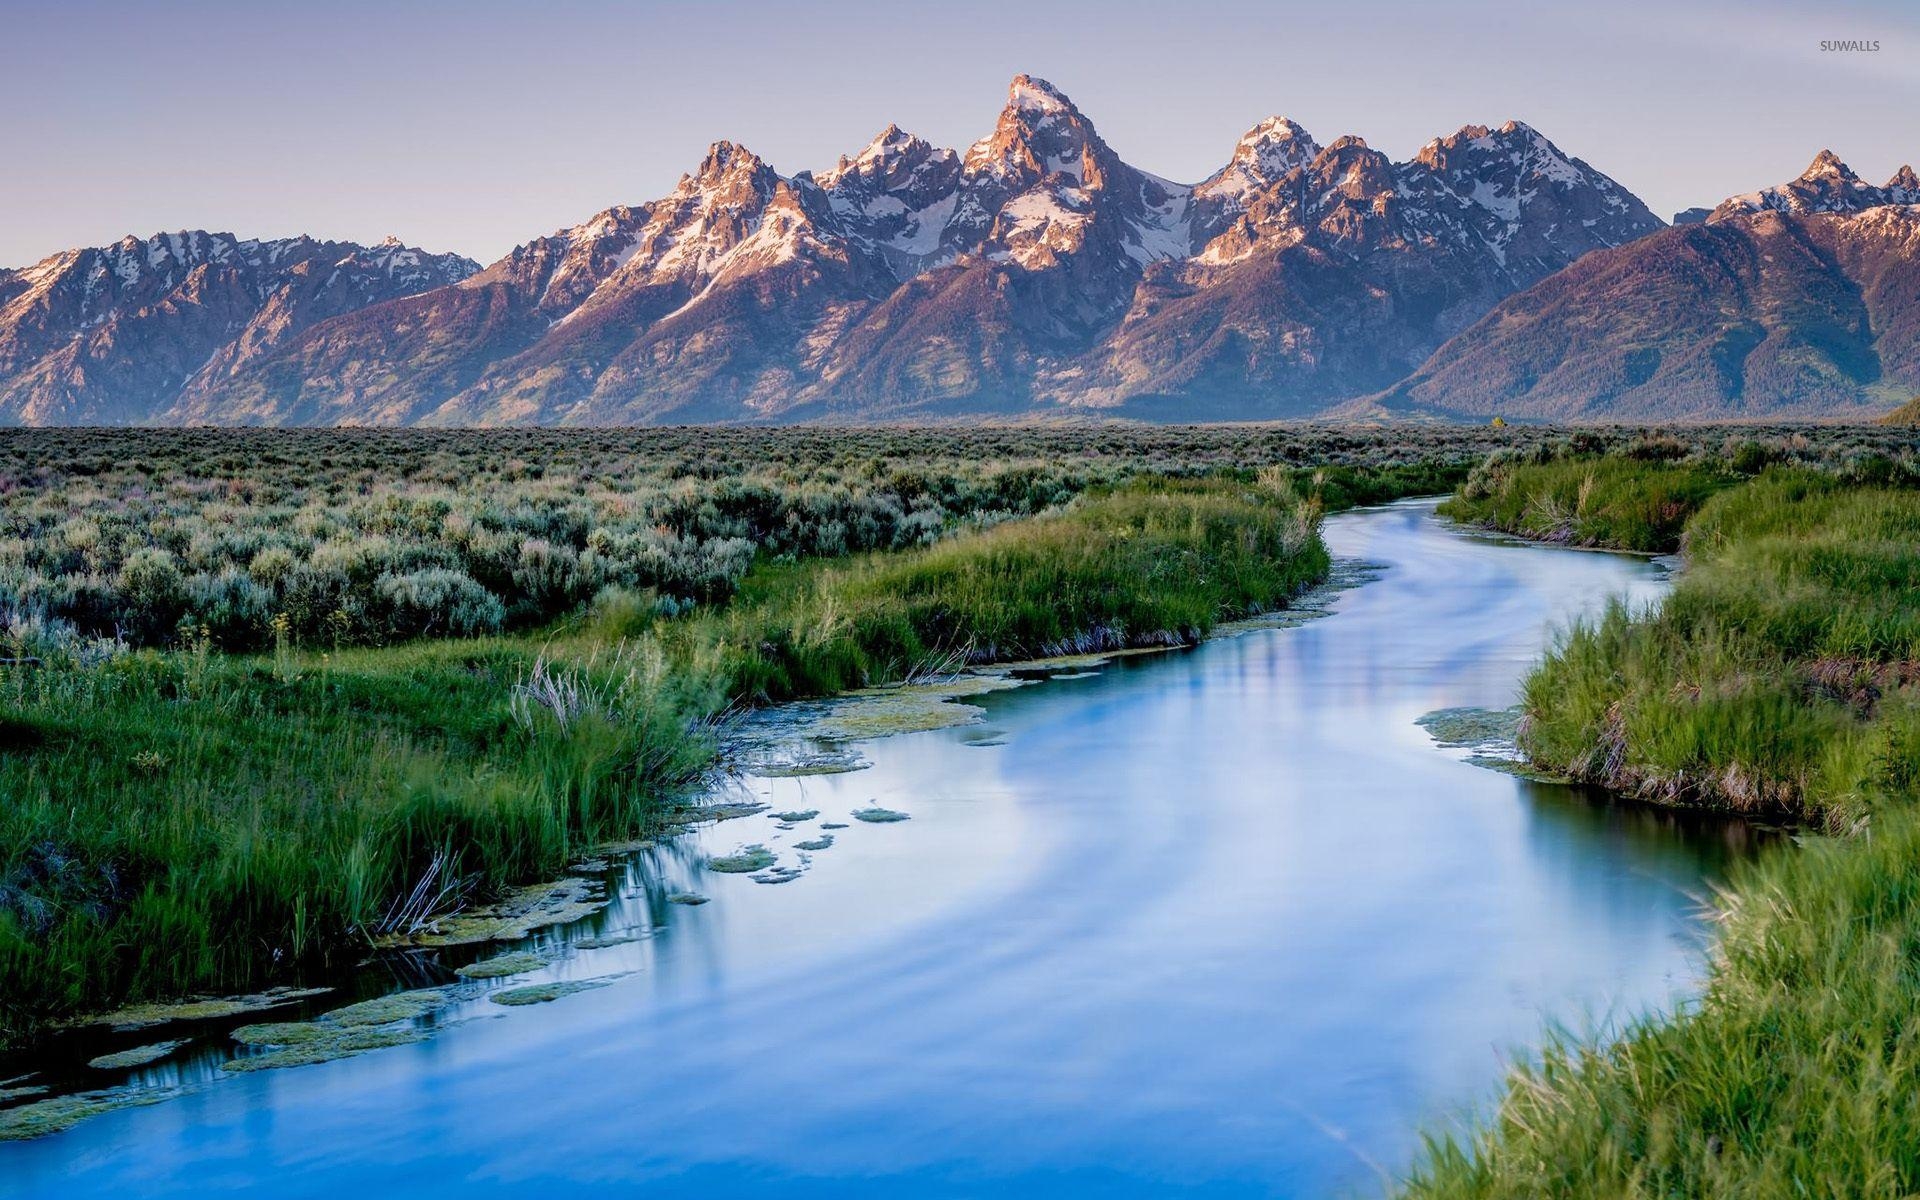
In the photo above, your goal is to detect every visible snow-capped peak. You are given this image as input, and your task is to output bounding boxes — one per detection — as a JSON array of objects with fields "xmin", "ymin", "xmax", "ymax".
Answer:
[
  {"xmin": 1802, "ymin": 149, "xmax": 1853, "ymax": 180},
  {"xmin": 1416, "ymin": 121, "xmax": 1587, "ymax": 186},
  {"xmin": 1241, "ymin": 116, "xmax": 1312, "ymax": 146},
  {"xmin": 1390, "ymin": 119, "xmax": 1653, "ymax": 263},
  {"xmin": 1007, "ymin": 74, "xmax": 1073, "ymax": 114},
  {"xmin": 677, "ymin": 140, "xmax": 774, "ymax": 195},
  {"xmin": 862, "ymin": 123, "xmax": 915, "ymax": 157},
  {"xmin": 1197, "ymin": 117, "xmax": 1321, "ymax": 206},
  {"xmin": 0, "ymin": 229, "xmax": 478, "ymax": 362},
  {"xmin": 1710, "ymin": 150, "xmax": 1901, "ymax": 221},
  {"xmin": 1233, "ymin": 117, "xmax": 1319, "ymax": 176},
  {"xmin": 817, "ymin": 124, "xmax": 949, "ymax": 190},
  {"xmin": 964, "ymin": 74, "xmax": 1109, "ymax": 184}
]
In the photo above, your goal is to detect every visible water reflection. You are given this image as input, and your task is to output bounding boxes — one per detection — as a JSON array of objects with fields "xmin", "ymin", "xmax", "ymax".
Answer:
[{"xmin": 1, "ymin": 500, "xmax": 1775, "ymax": 1199}]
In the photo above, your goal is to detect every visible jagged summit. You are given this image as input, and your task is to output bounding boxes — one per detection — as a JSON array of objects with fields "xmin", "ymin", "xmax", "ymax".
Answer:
[
  {"xmin": 849, "ymin": 123, "xmax": 916, "ymax": 162},
  {"xmin": 817, "ymin": 124, "xmax": 945, "ymax": 189},
  {"xmin": 1006, "ymin": 74, "xmax": 1074, "ymax": 113},
  {"xmin": 1710, "ymin": 149, "xmax": 1910, "ymax": 220},
  {"xmin": 682, "ymin": 140, "xmax": 773, "ymax": 189},
  {"xmin": 1196, "ymin": 117, "xmax": 1321, "ymax": 206},
  {"xmin": 1807, "ymin": 148, "xmax": 1849, "ymax": 174},
  {"xmin": 964, "ymin": 73, "xmax": 1119, "ymax": 187}
]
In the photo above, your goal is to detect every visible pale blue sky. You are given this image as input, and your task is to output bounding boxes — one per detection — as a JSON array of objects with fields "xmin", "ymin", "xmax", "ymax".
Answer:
[{"xmin": 2, "ymin": 0, "xmax": 1915, "ymax": 267}]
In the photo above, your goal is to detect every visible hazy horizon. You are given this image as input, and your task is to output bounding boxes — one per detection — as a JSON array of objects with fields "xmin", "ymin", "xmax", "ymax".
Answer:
[{"xmin": 3, "ymin": 0, "xmax": 1915, "ymax": 268}]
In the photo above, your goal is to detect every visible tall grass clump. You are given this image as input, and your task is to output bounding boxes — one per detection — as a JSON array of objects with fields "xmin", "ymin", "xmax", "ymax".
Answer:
[
  {"xmin": 688, "ymin": 475, "xmax": 1328, "ymax": 703},
  {"xmin": 1440, "ymin": 452, "xmax": 1731, "ymax": 551},
  {"xmin": 1406, "ymin": 458, "xmax": 1920, "ymax": 1197},
  {"xmin": 0, "ymin": 637, "xmax": 717, "ymax": 1043},
  {"xmin": 1518, "ymin": 471, "xmax": 1920, "ymax": 825}
]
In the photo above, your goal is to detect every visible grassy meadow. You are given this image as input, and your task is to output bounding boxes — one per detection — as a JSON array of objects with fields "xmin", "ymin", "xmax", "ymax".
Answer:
[
  {"xmin": 5, "ymin": 424, "xmax": 1891, "ymax": 656},
  {"xmin": 1408, "ymin": 436, "xmax": 1920, "ymax": 1198},
  {"xmin": 0, "ymin": 422, "xmax": 1500, "ymax": 1047}
]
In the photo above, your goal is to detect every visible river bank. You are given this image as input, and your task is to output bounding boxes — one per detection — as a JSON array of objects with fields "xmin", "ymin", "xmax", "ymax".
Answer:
[{"xmin": 1407, "ymin": 447, "xmax": 1920, "ymax": 1197}]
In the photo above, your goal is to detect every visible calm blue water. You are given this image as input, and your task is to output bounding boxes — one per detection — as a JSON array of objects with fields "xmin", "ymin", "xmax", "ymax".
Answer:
[{"xmin": 1, "ymin": 501, "xmax": 1766, "ymax": 1198}]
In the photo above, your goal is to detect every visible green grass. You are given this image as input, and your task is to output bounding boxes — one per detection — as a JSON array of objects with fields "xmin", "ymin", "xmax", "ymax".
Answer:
[
  {"xmin": 1439, "ymin": 453, "xmax": 1732, "ymax": 551},
  {"xmin": 686, "ymin": 475, "xmax": 1328, "ymax": 704},
  {"xmin": 10, "ymin": 424, "xmax": 1900, "ymax": 658},
  {"xmin": 0, "ymin": 423, "xmax": 1561, "ymax": 656},
  {"xmin": 1407, "ymin": 455, "xmax": 1920, "ymax": 1198},
  {"xmin": 1515, "ymin": 471, "xmax": 1920, "ymax": 824},
  {"xmin": 0, "ymin": 471, "xmax": 1336, "ymax": 1048},
  {"xmin": 0, "ymin": 636, "xmax": 713, "ymax": 1041}
]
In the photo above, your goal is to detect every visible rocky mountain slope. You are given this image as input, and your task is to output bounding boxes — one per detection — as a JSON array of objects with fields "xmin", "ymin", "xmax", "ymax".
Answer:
[
  {"xmin": 1069, "ymin": 116, "xmax": 1661, "ymax": 417},
  {"xmin": 1368, "ymin": 152, "xmax": 1920, "ymax": 421},
  {"xmin": 0, "ymin": 76, "xmax": 1669, "ymax": 426},
  {"xmin": 0, "ymin": 234, "xmax": 478, "ymax": 424}
]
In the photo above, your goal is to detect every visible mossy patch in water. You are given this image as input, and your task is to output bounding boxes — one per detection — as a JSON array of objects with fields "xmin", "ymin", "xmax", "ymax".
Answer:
[
  {"xmin": 741, "ymin": 673, "xmax": 1029, "ymax": 749},
  {"xmin": 1418, "ymin": 706, "xmax": 1570, "ymax": 782},
  {"xmin": 744, "ymin": 746, "xmax": 870, "ymax": 777},
  {"xmin": 489, "ymin": 977, "xmax": 620, "ymax": 1007},
  {"xmin": 0, "ymin": 1083, "xmax": 48, "ymax": 1103},
  {"xmin": 379, "ymin": 876, "xmax": 608, "ymax": 949},
  {"xmin": 85, "ymin": 1039, "xmax": 188, "ymax": 1071},
  {"xmin": 852, "ymin": 806, "xmax": 910, "ymax": 823},
  {"xmin": 774, "ymin": 809, "xmax": 819, "ymax": 823},
  {"xmin": 793, "ymin": 834, "xmax": 834, "ymax": 851},
  {"xmin": 819, "ymin": 822, "xmax": 849, "ymax": 830},
  {"xmin": 230, "ymin": 1021, "xmax": 335, "ymax": 1047},
  {"xmin": 1417, "ymin": 706, "xmax": 1524, "ymax": 749},
  {"xmin": 1465, "ymin": 754, "xmax": 1573, "ymax": 785},
  {"xmin": 675, "ymin": 800, "xmax": 769, "ymax": 824},
  {"xmin": 322, "ymin": 988, "xmax": 448, "ymax": 1027},
  {"xmin": 806, "ymin": 692, "xmax": 990, "ymax": 740},
  {"xmin": 997, "ymin": 651, "xmax": 1124, "ymax": 672},
  {"xmin": 0, "ymin": 1086, "xmax": 177, "ymax": 1141},
  {"xmin": 594, "ymin": 837, "xmax": 656, "ymax": 855},
  {"xmin": 82, "ymin": 986, "xmax": 334, "ymax": 1032},
  {"xmin": 751, "ymin": 866, "xmax": 804, "ymax": 885},
  {"xmin": 221, "ymin": 1027, "xmax": 424, "ymax": 1073},
  {"xmin": 454, "ymin": 950, "xmax": 548, "ymax": 980},
  {"xmin": 229, "ymin": 987, "xmax": 451, "ymax": 1050},
  {"xmin": 667, "ymin": 892, "xmax": 709, "ymax": 906},
  {"xmin": 706, "ymin": 845, "xmax": 777, "ymax": 873}
]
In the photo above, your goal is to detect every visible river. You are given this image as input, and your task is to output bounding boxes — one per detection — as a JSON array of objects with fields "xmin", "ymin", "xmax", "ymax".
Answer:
[{"xmin": 1, "ymin": 499, "xmax": 1770, "ymax": 1198}]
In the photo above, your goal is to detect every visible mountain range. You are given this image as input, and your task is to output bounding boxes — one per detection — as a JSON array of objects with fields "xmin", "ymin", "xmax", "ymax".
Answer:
[
  {"xmin": 2, "ymin": 76, "xmax": 1914, "ymax": 425},
  {"xmin": 0, "ymin": 233, "xmax": 478, "ymax": 424},
  {"xmin": 1365, "ymin": 150, "xmax": 1920, "ymax": 420}
]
